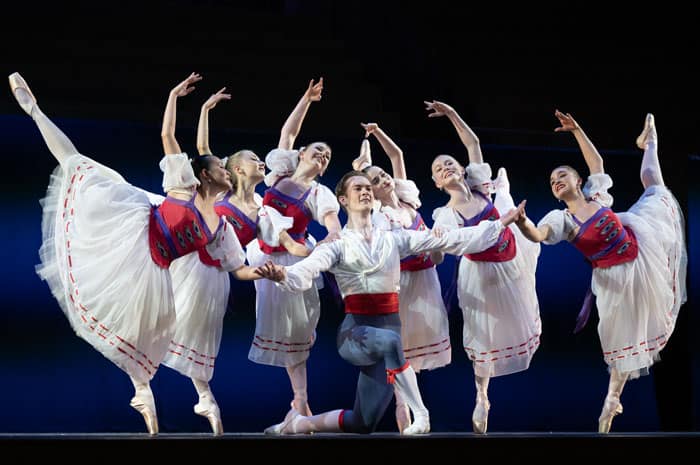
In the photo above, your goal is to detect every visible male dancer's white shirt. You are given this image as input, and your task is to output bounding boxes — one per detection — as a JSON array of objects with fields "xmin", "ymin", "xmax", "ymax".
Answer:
[{"xmin": 276, "ymin": 219, "xmax": 505, "ymax": 295}]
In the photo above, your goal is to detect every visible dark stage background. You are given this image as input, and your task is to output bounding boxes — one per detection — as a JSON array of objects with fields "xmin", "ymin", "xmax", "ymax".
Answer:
[{"xmin": 0, "ymin": 1, "xmax": 697, "ymax": 434}]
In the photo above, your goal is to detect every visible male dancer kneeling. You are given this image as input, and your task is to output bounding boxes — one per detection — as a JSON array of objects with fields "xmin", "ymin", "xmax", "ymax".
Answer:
[{"xmin": 258, "ymin": 170, "xmax": 525, "ymax": 435}]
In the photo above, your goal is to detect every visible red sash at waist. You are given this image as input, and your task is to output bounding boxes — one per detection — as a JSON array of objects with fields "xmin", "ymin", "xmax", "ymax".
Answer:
[{"xmin": 344, "ymin": 292, "xmax": 399, "ymax": 315}]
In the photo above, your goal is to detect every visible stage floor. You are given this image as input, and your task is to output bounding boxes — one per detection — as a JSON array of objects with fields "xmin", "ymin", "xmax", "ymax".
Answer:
[{"xmin": 3, "ymin": 432, "xmax": 699, "ymax": 461}]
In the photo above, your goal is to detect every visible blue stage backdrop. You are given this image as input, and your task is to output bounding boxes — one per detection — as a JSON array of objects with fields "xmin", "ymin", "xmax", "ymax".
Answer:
[{"xmin": 0, "ymin": 114, "xmax": 695, "ymax": 433}]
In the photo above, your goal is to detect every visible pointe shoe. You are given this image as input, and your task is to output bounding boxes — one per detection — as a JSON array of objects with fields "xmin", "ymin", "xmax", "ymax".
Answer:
[
  {"xmin": 292, "ymin": 398, "xmax": 313, "ymax": 417},
  {"xmin": 130, "ymin": 394, "xmax": 159, "ymax": 436},
  {"xmin": 472, "ymin": 397, "xmax": 490, "ymax": 434},
  {"xmin": 401, "ymin": 410, "xmax": 430, "ymax": 435},
  {"xmin": 598, "ymin": 397, "xmax": 623, "ymax": 433},
  {"xmin": 395, "ymin": 403, "xmax": 412, "ymax": 433},
  {"xmin": 194, "ymin": 397, "xmax": 224, "ymax": 436},
  {"xmin": 264, "ymin": 402, "xmax": 299, "ymax": 435},
  {"xmin": 8, "ymin": 72, "xmax": 37, "ymax": 116},
  {"xmin": 494, "ymin": 167, "xmax": 510, "ymax": 193},
  {"xmin": 636, "ymin": 113, "xmax": 657, "ymax": 149},
  {"xmin": 264, "ymin": 405, "xmax": 302, "ymax": 435},
  {"xmin": 352, "ymin": 139, "xmax": 372, "ymax": 171}
]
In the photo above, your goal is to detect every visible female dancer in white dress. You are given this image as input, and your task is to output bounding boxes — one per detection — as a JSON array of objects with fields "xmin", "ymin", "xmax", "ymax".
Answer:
[
  {"xmin": 351, "ymin": 122, "xmax": 450, "ymax": 432},
  {"xmin": 160, "ymin": 86, "xmax": 304, "ymax": 435},
  {"xmin": 426, "ymin": 100, "xmax": 542, "ymax": 433},
  {"xmin": 10, "ymin": 71, "xmax": 265, "ymax": 435},
  {"xmin": 514, "ymin": 110, "xmax": 686, "ymax": 433},
  {"xmin": 244, "ymin": 78, "xmax": 342, "ymax": 431}
]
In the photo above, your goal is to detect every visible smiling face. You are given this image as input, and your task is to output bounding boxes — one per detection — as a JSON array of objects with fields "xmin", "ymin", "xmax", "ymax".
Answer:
[
  {"xmin": 299, "ymin": 142, "xmax": 332, "ymax": 175},
  {"xmin": 364, "ymin": 165, "xmax": 395, "ymax": 201},
  {"xmin": 549, "ymin": 165, "xmax": 582, "ymax": 200},
  {"xmin": 431, "ymin": 154, "xmax": 465, "ymax": 189},
  {"xmin": 336, "ymin": 171, "xmax": 374, "ymax": 214}
]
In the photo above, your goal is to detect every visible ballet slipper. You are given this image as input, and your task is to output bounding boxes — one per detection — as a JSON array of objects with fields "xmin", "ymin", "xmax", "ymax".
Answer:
[
  {"xmin": 472, "ymin": 396, "xmax": 490, "ymax": 434},
  {"xmin": 194, "ymin": 396, "xmax": 224, "ymax": 436},
  {"xmin": 130, "ymin": 393, "xmax": 159, "ymax": 436},
  {"xmin": 598, "ymin": 396, "xmax": 623, "ymax": 433},
  {"xmin": 636, "ymin": 113, "xmax": 657, "ymax": 149},
  {"xmin": 8, "ymin": 72, "xmax": 37, "ymax": 116}
]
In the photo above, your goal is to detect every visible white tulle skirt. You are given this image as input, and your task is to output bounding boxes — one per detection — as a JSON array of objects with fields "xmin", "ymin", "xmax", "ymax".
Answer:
[
  {"xmin": 245, "ymin": 240, "xmax": 320, "ymax": 367},
  {"xmin": 399, "ymin": 267, "xmax": 451, "ymax": 372},
  {"xmin": 162, "ymin": 252, "xmax": 231, "ymax": 382},
  {"xmin": 36, "ymin": 154, "xmax": 176, "ymax": 383},
  {"xmin": 457, "ymin": 223, "xmax": 542, "ymax": 378},
  {"xmin": 594, "ymin": 185, "xmax": 687, "ymax": 379}
]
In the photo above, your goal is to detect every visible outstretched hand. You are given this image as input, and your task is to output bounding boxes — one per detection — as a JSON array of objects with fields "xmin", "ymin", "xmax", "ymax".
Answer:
[
  {"xmin": 254, "ymin": 260, "xmax": 286, "ymax": 282},
  {"xmin": 554, "ymin": 109, "xmax": 581, "ymax": 133},
  {"xmin": 304, "ymin": 77, "xmax": 324, "ymax": 102},
  {"xmin": 424, "ymin": 100, "xmax": 454, "ymax": 118},
  {"xmin": 500, "ymin": 200, "xmax": 527, "ymax": 226},
  {"xmin": 171, "ymin": 72, "xmax": 202, "ymax": 97},
  {"xmin": 360, "ymin": 122, "xmax": 379, "ymax": 138},
  {"xmin": 203, "ymin": 87, "xmax": 231, "ymax": 110}
]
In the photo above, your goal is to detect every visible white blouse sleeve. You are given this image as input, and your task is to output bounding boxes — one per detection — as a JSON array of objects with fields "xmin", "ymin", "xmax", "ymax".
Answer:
[
  {"xmin": 308, "ymin": 181, "xmax": 341, "ymax": 226},
  {"xmin": 432, "ymin": 206, "xmax": 462, "ymax": 231},
  {"xmin": 465, "ymin": 162, "xmax": 493, "ymax": 189},
  {"xmin": 395, "ymin": 220, "xmax": 505, "ymax": 257},
  {"xmin": 582, "ymin": 173, "xmax": 614, "ymax": 207},
  {"xmin": 264, "ymin": 148, "xmax": 299, "ymax": 187},
  {"xmin": 394, "ymin": 178, "xmax": 421, "ymax": 209},
  {"xmin": 205, "ymin": 218, "xmax": 247, "ymax": 272},
  {"xmin": 257, "ymin": 205, "xmax": 294, "ymax": 247},
  {"xmin": 537, "ymin": 209, "xmax": 577, "ymax": 245},
  {"xmin": 279, "ymin": 241, "xmax": 342, "ymax": 292},
  {"xmin": 160, "ymin": 153, "xmax": 200, "ymax": 193}
]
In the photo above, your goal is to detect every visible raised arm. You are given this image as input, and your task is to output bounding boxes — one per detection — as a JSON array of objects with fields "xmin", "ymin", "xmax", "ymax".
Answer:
[
  {"xmin": 161, "ymin": 72, "xmax": 202, "ymax": 155},
  {"xmin": 554, "ymin": 110, "xmax": 604, "ymax": 175},
  {"xmin": 361, "ymin": 122, "xmax": 406, "ymax": 180},
  {"xmin": 196, "ymin": 87, "xmax": 231, "ymax": 156},
  {"xmin": 278, "ymin": 78, "xmax": 324, "ymax": 150},
  {"xmin": 425, "ymin": 100, "xmax": 483, "ymax": 164},
  {"xmin": 514, "ymin": 204, "xmax": 551, "ymax": 243}
]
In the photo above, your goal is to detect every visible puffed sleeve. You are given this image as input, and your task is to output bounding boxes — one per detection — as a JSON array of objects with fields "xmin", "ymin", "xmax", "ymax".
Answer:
[
  {"xmin": 160, "ymin": 153, "xmax": 200, "ymax": 193},
  {"xmin": 537, "ymin": 209, "xmax": 577, "ymax": 245},
  {"xmin": 307, "ymin": 181, "xmax": 340, "ymax": 225},
  {"xmin": 205, "ymin": 218, "xmax": 247, "ymax": 272},
  {"xmin": 394, "ymin": 178, "xmax": 421, "ymax": 209},
  {"xmin": 583, "ymin": 173, "xmax": 614, "ymax": 207},
  {"xmin": 432, "ymin": 206, "xmax": 462, "ymax": 231},
  {"xmin": 465, "ymin": 162, "xmax": 493, "ymax": 190},
  {"xmin": 257, "ymin": 205, "xmax": 294, "ymax": 247},
  {"xmin": 264, "ymin": 148, "xmax": 299, "ymax": 187}
]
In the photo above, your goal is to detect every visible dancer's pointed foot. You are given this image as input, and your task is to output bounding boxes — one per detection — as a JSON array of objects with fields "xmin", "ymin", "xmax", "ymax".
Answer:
[
  {"xmin": 395, "ymin": 402, "xmax": 411, "ymax": 433},
  {"xmin": 264, "ymin": 402, "xmax": 305, "ymax": 435},
  {"xmin": 494, "ymin": 167, "xmax": 510, "ymax": 193},
  {"xmin": 292, "ymin": 398, "xmax": 312, "ymax": 417},
  {"xmin": 8, "ymin": 72, "xmax": 37, "ymax": 116},
  {"xmin": 472, "ymin": 397, "xmax": 490, "ymax": 434},
  {"xmin": 636, "ymin": 113, "xmax": 657, "ymax": 149},
  {"xmin": 194, "ymin": 397, "xmax": 224, "ymax": 436},
  {"xmin": 130, "ymin": 393, "xmax": 159, "ymax": 436},
  {"xmin": 598, "ymin": 396, "xmax": 623, "ymax": 433}
]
